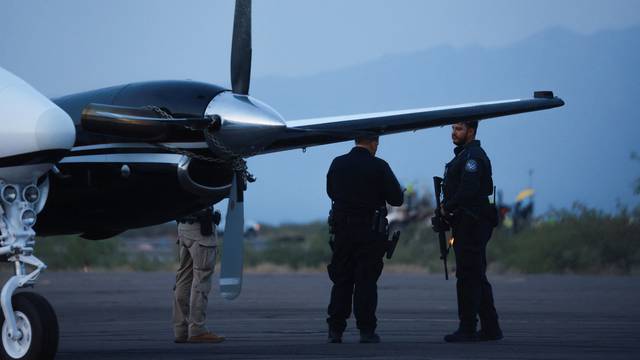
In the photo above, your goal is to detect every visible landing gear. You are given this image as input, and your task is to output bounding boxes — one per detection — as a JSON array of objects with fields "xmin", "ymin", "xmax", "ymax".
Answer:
[{"xmin": 0, "ymin": 180, "xmax": 58, "ymax": 360}]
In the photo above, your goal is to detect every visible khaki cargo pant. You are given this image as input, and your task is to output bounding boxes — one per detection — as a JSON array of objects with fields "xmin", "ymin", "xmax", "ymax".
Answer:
[{"xmin": 172, "ymin": 222, "xmax": 218, "ymax": 338}]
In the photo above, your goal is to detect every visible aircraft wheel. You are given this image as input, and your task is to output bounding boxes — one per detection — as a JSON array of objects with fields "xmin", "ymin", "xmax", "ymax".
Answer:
[{"xmin": 0, "ymin": 292, "xmax": 59, "ymax": 360}]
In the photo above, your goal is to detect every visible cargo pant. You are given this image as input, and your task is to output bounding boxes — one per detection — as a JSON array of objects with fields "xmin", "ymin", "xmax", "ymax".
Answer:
[
  {"xmin": 172, "ymin": 222, "xmax": 218, "ymax": 339},
  {"xmin": 451, "ymin": 214, "xmax": 500, "ymax": 333},
  {"xmin": 327, "ymin": 226, "xmax": 386, "ymax": 334}
]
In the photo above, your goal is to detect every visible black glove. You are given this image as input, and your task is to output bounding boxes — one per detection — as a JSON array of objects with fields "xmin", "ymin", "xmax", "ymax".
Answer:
[{"xmin": 431, "ymin": 216, "xmax": 450, "ymax": 233}]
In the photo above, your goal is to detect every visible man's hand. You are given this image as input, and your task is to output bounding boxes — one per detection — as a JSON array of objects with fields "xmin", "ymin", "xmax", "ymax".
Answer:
[
  {"xmin": 431, "ymin": 216, "xmax": 450, "ymax": 233},
  {"xmin": 437, "ymin": 204, "xmax": 454, "ymax": 221}
]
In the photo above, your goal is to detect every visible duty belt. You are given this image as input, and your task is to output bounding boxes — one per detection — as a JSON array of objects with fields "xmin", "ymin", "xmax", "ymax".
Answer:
[
  {"xmin": 342, "ymin": 216, "xmax": 372, "ymax": 225},
  {"xmin": 177, "ymin": 219, "xmax": 199, "ymax": 224},
  {"xmin": 332, "ymin": 212, "xmax": 373, "ymax": 227}
]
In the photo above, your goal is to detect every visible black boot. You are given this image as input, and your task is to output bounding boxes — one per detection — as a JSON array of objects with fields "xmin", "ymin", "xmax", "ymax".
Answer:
[
  {"xmin": 444, "ymin": 329, "xmax": 478, "ymax": 343},
  {"xmin": 359, "ymin": 330, "xmax": 381, "ymax": 343},
  {"xmin": 477, "ymin": 328, "xmax": 503, "ymax": 341},
  {"xmin": 327, "ymin": 329, "xmax": 342, "ymax": 344}
]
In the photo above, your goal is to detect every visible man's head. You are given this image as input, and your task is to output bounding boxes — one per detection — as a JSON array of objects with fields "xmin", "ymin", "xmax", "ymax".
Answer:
[
  {"xmin": 451, "ymin": 121, "xmax": 478, "ymax": 146},
  {"xmin": 355, "ymin": 135, "xmax": 379, "ymax": 155}
]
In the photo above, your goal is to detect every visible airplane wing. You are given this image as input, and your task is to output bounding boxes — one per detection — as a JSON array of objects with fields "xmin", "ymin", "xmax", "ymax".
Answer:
[{"xmin": 262, "ymin": 93, "xmax": 564, "ymax": 154}]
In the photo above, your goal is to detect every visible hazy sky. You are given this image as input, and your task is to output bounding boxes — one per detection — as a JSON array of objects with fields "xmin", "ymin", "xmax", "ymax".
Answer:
[
  {"xmin": 2, "ymin": 0, "xmax": 640, "ymax": 92},
  {"xmin": 1, "ymin": 1, "xmax": 639, "ymax": 224}
]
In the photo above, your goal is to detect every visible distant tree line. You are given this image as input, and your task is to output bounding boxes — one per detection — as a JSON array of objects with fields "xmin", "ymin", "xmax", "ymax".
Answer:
[{"xmin": 25, "ymin": 154, "xmax": 640, "ymax": 274}]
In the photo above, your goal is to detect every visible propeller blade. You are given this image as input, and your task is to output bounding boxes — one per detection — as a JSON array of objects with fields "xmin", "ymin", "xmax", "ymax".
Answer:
[
  {"xmin": 230, "ymin": 0, "xmax": 252, "ymax": 95},
  {"xmin": 219, "ymin": 171, "xmax": 245, "ymax": 300},
  {"xmin": 81, "ymin": 103, "xmax": 219, "ymax": 140}
]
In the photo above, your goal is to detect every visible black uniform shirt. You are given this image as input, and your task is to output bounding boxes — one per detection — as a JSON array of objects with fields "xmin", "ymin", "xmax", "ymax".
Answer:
[
  {"xmin": 327, "ymin": 146, "xmax": 404, "ymax": 214},
  {"xmin": 443, "ymin": 140, "xmax": 493, "ymax": 212}
]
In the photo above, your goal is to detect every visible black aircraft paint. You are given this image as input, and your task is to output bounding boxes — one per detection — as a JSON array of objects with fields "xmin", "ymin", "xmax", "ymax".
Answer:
[
  {"xmin": 35, "ymin": 81, "xmax": 233, "ymax": 238},
  {"xmin": 54, "ymin": 81, "xmax": 227, "ymax": 146},
  {"xmin": 0, "ymin": 149, "xmax": 70, "ymax": 168}
]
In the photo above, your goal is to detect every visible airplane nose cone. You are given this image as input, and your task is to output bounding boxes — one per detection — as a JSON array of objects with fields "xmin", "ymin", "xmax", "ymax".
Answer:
[
  {"xmin": 205, "ymin": 91, "xmax": 285, "ymax": 157},
  {"xmin": 0, "ymin": 66, "xmax": 76, "ymax": 182},
  {"xmin": 36, "ymin": 106, "xmax": 76, "ymax": 152}
]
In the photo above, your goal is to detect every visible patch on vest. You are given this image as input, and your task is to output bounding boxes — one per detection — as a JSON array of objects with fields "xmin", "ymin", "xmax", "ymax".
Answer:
[{"xmin": 465, "ymin": 159, "xmax": 479, "ymax": 173}]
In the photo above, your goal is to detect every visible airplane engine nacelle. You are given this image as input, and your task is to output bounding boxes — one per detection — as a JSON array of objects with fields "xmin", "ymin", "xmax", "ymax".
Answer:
[
  {"xmin": 178, "ymin": 156, "xmax": 234, "ymax": 200},
  {"xmin": 0, "ymin": 67, "xmax": 75, "ymax": 183}
]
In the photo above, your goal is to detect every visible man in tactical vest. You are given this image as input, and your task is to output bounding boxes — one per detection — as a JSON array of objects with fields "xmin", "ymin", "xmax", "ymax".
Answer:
[
  {"xmin": 173, "ymin": 207, "xmax": 225, "ymax": 343},
  {"xmin": 326, "ymin": 136, "xmax": 404, "ymax": 344},
  {"xmin": 434, "ymin": 121, "xmax": 503, "ymax": 342}
]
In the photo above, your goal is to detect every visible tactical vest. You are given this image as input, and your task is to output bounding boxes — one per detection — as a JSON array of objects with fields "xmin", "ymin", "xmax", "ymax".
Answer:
[{"xmin": 443, "ymin": 142, "xmax": 494, "ymax": 208}]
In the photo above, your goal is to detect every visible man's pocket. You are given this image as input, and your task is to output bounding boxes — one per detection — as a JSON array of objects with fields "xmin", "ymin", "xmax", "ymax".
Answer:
[{"xmin": 193, "ymin": 236, "xmax": 217, "ymax": 271}]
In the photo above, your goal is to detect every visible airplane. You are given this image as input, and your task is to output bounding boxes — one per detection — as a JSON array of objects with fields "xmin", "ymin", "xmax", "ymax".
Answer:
[{"xmin": 0, "ymin": 0, "xmax": 564, "ymax": 359}]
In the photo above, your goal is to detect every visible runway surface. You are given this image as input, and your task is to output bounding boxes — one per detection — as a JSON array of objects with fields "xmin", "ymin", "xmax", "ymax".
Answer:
[{"xmin": 22, "ymin": 272, "xmax": 640, "ymax": 359}]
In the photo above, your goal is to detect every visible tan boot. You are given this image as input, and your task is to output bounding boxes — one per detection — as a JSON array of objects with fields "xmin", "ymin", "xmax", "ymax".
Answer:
[{"xmin": 188, "ymin": 332, "xmax": 226, "ymax": 343}]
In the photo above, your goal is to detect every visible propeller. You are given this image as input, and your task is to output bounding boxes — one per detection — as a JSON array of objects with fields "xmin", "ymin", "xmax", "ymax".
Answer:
[
  {"xmin": 218, "ymin": 0, "xmax": 253, "ymax": 299},
  {"xmin": 230, "ymin": 0, "xmax": 252, "ymax": 95},
  {"xmin": 81, "ymin": 1, "xmax": 260, "ymax": 300},
  {"xmin": 219, "ymin": 171, "xmax": 245, "ymax": 300}
]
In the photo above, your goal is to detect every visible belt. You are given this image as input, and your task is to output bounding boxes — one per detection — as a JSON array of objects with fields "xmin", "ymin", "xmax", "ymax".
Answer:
[
  {"xmin": 346, "ymin": 216, "xmax": 371, "ymax": 223},
  {"xmin": 334, "ymin": 215, "xmax": 372, "ymax": 226},
  {"xmin": 177, "ymin": 219, "xmax": 199, "ymax": 224}
]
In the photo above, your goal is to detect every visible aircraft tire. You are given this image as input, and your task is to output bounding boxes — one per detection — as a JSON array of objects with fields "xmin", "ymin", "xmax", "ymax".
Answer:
[{"xmin": 0, "ymin": 292, "xmax": 59, "ymax": 360}]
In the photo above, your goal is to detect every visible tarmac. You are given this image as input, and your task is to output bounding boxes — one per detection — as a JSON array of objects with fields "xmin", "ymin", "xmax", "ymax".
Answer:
[{"xmin": 21, "ymin": 271, "xmax": 640, "ymax": 360}]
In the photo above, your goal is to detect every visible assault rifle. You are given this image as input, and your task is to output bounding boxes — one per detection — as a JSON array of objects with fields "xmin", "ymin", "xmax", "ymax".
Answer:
[{"xmin": 433, "ymin": 176, "xmax": 450, "ymax": 280}]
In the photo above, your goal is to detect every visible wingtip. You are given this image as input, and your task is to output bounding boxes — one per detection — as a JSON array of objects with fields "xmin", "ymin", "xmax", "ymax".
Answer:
[{"xmin": 533, "ymin": 91, "xmax": 565, "ymax": 107}]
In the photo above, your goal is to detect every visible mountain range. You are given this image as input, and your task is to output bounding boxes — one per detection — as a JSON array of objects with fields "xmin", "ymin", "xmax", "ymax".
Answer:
[{"xmin": 244, "ymin": 26, "xmax": 640, "ymax": 223}]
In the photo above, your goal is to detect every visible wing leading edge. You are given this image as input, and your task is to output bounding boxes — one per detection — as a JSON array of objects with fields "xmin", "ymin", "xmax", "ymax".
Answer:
[{"xmin": 262, "ymin": 93, "xmax": 564, "ymax": 154}]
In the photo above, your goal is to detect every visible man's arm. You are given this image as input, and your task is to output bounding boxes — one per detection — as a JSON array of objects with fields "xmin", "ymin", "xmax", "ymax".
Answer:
[
  {"xmin": 326, "ymin": 160, "xmax": 336, "ymax": 199},
  {"xmin": 382, "ymin": 161, "xmax": 404, "ymax": 207}
]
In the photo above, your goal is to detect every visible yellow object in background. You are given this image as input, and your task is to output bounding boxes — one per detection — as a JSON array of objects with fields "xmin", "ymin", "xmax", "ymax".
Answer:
[{"xmin": 516, "ymin": 188, "xmax": 535, "ymax": 202}]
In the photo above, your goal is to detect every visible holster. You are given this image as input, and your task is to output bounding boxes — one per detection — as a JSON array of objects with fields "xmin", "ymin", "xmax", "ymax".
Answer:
[
  {"xmin": 328, "ymin": 209, "xmax": 336, "ymax": 251},
  {"xmin": 371, "ymin": 207, "xmax": 389, "ymax": 235},
  {"xmin": 197, "ymin": 208, "xmax": 214, "ymax": 236},
  {"xmin": 385, "ymin": 231, "xmax": 401, "ymax": 259}
]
